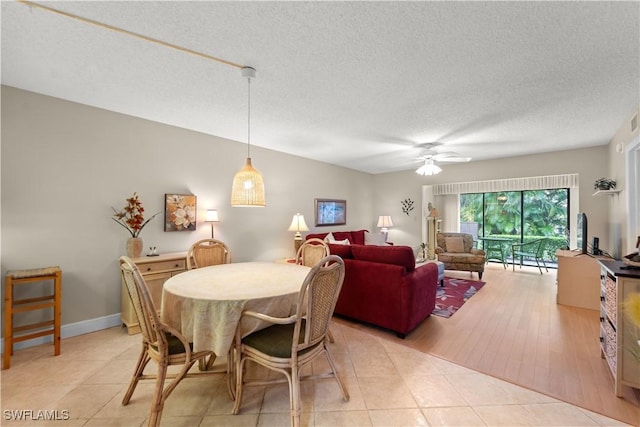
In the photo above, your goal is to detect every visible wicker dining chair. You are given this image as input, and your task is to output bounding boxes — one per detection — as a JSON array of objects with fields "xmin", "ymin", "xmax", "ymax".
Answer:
[
  {"xmin": 295, "ymin": 238, "xmax": 336, "ymax": 343},
  {"xmin": 187, "ymin": 239, "xmax": 231, "ymax": 270},
  {"xmin": 119, "ymin": 257, "xmax": 225, "ymax": 427},
  {"xmin": 295, "ymin": 238, "xmax": 329, "ymax": 268},
  {"xmin": 232, "ymin": 255, "xmax": 349, "ymax": 427}
]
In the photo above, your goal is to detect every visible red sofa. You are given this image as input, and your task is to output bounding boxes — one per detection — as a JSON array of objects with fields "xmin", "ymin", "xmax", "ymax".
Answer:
[{"xmin": 305, "ymin": 231, "xmax": 439, "ymax": 337}]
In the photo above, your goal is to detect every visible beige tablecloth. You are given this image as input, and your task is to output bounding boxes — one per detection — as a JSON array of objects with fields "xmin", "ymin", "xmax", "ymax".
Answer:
[{"xmin": 161, "ymin": 262, "xmax": 310, "ymax": 355}]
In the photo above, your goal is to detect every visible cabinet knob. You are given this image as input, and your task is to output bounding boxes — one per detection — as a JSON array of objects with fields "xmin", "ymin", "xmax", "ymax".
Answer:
[
  {"xmin": 147, "ymin": 267, "xmax": 152, "ymax": 271},
  {"xmin": 175, "ymin": 264, "xmax": 180, "ymax": 268}
]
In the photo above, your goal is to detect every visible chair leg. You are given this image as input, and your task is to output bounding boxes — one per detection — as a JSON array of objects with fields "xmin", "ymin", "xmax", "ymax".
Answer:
[
  {"xmin": 122, "ymin": 344, "xmax": 151, "ymax": 405},
  {"xmin": 232, "ymin": 355, "xmax": 246, "ymax": 414},
  {"xmin": 324, "ymin": 346, "xmax": 350, "ymax": 401},
  {"xmin": 290, "ymin": 368, "xmax": 300, "ymax": 427},
  {"xmin": 327, "ymin": 329, "xmax": 335, "ymax": 343},
  {"xmin": 148, "ymin": 363, "xmax": 168, "ymax": 427}
]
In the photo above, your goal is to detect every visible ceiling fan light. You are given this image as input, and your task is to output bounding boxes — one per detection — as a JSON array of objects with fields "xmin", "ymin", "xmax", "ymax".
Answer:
[{"xmin": 416, "ymin": 159, "xmax": 442, "ymax": 176}]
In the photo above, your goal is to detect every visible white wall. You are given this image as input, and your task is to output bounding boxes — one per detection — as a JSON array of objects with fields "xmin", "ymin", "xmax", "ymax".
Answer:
[
  {"xmin": 1, "ymin": 86, "xmax": 373, "ymax": 327},
  {"xmin": 607, "ymin": 105, "xmax": 640, "ymax": 257}
]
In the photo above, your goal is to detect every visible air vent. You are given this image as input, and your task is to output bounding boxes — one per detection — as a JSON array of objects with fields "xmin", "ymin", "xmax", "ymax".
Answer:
[{"xmin": 632, "ymin": 113, "xmax": 638, "ymax": 133}]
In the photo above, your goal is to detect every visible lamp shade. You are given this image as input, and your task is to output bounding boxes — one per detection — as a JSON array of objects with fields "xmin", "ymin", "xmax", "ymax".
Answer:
[
  {"xmin": 416, "ymin": 159, "xmax": 442, "ymax": 176},
  {"xmin": 230, "ymin": 158, "xmax": 266, "ymax": 207},
  {"xmin": 205, "ymin": 209, "xmax": 220, "ymax": 222},
  {"xmin": 428, "ymin": 208, "xmax": 440, "ymax": 218},
  {"xmin": 376, "ymin": 215, "xmax": 394, "ymax": 228},
  {"xmin": 288, "ymin": 213, "xmax": 309, "ymax": 232}
]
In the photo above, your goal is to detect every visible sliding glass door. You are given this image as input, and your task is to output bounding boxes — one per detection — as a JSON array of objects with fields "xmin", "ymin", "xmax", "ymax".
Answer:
[{"xmin": 460, "ymin": 189, "xmax": 569, "ymax": 266}]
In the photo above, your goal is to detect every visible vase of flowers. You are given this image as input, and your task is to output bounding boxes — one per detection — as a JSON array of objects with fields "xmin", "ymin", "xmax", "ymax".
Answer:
[{"xmin": 112, "ymin": 192, "xmax": 160, "ymax": 258}]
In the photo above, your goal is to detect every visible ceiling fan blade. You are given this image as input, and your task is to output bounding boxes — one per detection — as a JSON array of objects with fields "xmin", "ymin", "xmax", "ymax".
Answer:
[{"xmin": 436, "ymin": 156, "xmax": 472, "ymax": 163}]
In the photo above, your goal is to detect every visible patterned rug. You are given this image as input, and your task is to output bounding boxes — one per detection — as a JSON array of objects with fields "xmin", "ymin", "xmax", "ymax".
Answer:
[{"xmin": 432, "ymin": 277, "xmax": 486, "ymax": 318}]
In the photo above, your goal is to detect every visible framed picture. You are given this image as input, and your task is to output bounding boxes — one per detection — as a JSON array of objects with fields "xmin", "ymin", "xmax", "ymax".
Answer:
[
  {"xmin": 315, "ymin": 199, "xmax": 347, "ymax": 226},
  {"xmin": 164, "ymin": 194, "xmax": 197, "ymax": 232}
]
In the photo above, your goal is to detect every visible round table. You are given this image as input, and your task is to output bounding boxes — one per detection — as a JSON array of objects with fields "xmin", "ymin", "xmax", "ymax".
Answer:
[{"xmin": 161, "ymin": 262, "xmax": 310, "ymax": 356}]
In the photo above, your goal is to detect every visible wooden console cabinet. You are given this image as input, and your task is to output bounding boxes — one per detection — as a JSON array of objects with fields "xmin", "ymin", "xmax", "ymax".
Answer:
[
  {"xmin": 556, "ymin": 250, "xmax": 606, "ymax": 310},
  {"xmin": 599, "ymin": 260, "xmax": 640, "ymax": 396},
  {"xmin": 120, "ymin": 252, "xmax": 187, "ymax": 334}
]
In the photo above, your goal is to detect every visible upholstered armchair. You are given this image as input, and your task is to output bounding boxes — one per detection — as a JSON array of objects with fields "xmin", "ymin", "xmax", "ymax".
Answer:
[{"xmin": 436, "ymin": 232, "xmax": 486, "ymax": 279}]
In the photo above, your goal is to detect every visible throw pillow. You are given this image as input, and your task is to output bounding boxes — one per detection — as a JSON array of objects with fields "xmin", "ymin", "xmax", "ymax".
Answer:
[
  {"xmin": 364, "ymin": 231, "xmax": 386, "ymax": 246},
  {"xmin": 445, "ymin": 236, "xmax": 465, "ymax": 253},
  {"xmin": 324, "ymin": 232, "xmax": 335, "ymax": 243},
  {"xmin": 333, "ymin": 239, "xmax": 350, "ymax": 245}
]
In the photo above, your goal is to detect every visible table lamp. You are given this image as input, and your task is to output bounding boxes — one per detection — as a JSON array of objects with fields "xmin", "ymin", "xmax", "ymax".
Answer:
[
  {"xmin": 205, "ymin": 209, "xmax": 220, "ymax": 239},
  {"xmin": 377, "ymin": 215, "xmax": 394, "ymax": 242},
  {"xmin": 288, "ymin": 213, "xmax": 309, "ymax": 254}
]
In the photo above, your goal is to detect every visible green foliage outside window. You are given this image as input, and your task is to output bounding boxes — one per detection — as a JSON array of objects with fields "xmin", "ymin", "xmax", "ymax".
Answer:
[{"xmin": 460, "ymin": 189, "xmax": 569, "ymax": 263}]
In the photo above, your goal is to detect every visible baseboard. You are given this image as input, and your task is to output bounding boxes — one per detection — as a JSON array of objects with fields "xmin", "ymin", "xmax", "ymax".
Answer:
[{"xmin": 1, "ymin": 313, "xmax": 122, "ymax": 353}]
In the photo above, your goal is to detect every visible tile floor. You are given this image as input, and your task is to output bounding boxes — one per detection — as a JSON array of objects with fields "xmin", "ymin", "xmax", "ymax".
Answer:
[{"xmin": 0, "ymin": 322, "xmax": 630, "ymax": 426}]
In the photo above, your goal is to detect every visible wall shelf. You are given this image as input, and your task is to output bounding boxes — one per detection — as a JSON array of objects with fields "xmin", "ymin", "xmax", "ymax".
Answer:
[{"xmin": 592, "ymin": 189, "xmax": 621, "ymax": 197}]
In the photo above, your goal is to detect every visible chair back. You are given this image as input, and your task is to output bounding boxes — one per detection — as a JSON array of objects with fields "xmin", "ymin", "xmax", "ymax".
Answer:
[
  {"xmin": 119, "ymin": 256, "xmax": 168, "ymax": 353},
  {"xmin": 437, "ymin": 232, "xmax": 475, "ymax": 253},
  {"xmin": 293, "ymin": 255, "xmax": 345, "ymax": 352},
  {"xmin": 296, "ymin": 238, "xmax": 329, "ymax": 267},
  {"xmin": 187, "ymin": 239, "xmax": 231, "ymax": 270}
]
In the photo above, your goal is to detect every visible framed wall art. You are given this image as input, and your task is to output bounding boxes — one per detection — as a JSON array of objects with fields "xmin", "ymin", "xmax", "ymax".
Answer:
[
  {"xmin": 164, "ymin": 194, "xmax": 197, "ymax": 231},
  {"xmin": 314, "ymin": 198, "xmax": 347, "ymax": 226}
]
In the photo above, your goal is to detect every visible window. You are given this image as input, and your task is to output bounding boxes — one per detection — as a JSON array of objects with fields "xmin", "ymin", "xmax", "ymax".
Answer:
[{"xmin": 460, "ymin": 189, "xmax": 569, "ymax": 266}]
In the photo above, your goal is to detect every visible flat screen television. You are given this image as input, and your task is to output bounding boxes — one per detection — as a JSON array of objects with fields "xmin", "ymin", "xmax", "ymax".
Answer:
[{"xmin": 576, "ymin": 212, "xmax": 588, "ymax": 254}]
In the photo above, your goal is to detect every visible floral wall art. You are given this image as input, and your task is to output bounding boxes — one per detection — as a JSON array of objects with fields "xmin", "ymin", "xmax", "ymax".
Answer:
[{"xmin": 164, "ymin": 194, "xmax": 196, "ymax": 231}]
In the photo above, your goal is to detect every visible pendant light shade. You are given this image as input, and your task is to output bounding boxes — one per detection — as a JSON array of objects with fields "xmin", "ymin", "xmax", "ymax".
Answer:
[
  {"xmin": 231, "ymin": 66, "xmax": 266, "ymax": 207},
  {"xmin": 231, "ymin": 158, "xmax": 265, "ymax": 207}
]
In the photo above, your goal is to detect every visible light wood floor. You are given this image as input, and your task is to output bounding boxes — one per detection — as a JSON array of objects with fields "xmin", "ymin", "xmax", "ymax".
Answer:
[{"xmin": 335, "ymin": 263, "xmax": 640, "ymax": 426}]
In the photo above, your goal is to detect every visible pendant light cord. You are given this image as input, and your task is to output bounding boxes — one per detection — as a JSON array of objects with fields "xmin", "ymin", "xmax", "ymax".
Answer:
[{"xmin": 247, "ymin": 77, "xmax": 251, "ymax": 158}]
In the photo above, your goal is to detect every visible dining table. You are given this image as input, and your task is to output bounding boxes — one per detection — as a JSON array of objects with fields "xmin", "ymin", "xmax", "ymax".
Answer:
[
  {"xmin": 161, "ymin": 262, "xmax": 310, "ymax": 359},
  {"xmin": 477, "ymin": 236, "xmax": 512, "ymax": 269}
]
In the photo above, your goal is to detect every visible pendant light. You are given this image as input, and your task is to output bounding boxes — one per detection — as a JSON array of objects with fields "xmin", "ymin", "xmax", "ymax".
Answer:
[{"xmin": 231, "ymin": 66, "xmax": 266, "ymax": 207}]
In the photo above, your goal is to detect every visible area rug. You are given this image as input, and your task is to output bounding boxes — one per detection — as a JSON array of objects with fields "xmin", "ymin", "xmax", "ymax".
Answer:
[{"xmin": 433, "ymin": 277, "xmax": 486, "ymax": 318}]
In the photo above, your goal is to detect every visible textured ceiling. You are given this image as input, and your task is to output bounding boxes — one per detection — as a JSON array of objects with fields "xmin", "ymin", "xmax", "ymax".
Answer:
[{"xmin": 2, "ymin": 1, "xmax": 639, "ymax": 174}]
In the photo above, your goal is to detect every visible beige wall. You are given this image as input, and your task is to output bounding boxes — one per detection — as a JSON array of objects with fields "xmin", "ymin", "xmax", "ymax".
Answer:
[
  {"xmin": 607, "ymin": 105, "xmax": 640, "ymax": 256},
  {"xmin": 2, "ymin": 85, "xmax": 635, "ymax": 337},
  {"xmin": 373, "ymin": 146, "xmax": 611, "ymax": 251},
  {"xmin": 1, "ymin": 86, "xmax": 373, "ymax": 327}
]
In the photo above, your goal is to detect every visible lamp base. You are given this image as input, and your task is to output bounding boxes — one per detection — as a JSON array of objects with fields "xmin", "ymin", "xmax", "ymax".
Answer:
[{"xmin": 294, "ymin": 234, "xmax": 303, "ymax": 255}]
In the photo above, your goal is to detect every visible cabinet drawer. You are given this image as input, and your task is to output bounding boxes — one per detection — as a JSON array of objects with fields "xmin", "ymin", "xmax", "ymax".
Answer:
[{"xmin": 138, "ymin": 259, "xmax": 186, "ymax": 274}]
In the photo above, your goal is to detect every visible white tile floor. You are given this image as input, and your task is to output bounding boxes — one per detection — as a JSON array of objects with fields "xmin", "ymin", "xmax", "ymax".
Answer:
[{"xmin": 1, "ymin": 322, "xmax": 630, "ymax": 426}]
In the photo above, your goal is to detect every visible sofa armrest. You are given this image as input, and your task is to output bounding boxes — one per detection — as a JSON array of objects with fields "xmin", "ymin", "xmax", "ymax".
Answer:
[
  {"xmin": 435, "ymin": 246, "xmax": 444, "ymax": 254},
  {"xmin": 471, "ymin": 248, "xmax": 486, "ymax": 256}
]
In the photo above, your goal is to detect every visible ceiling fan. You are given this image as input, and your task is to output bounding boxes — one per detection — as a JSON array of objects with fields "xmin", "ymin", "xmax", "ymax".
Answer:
[{"xmin": 415, "ymin": 143, "xmax": 471, "ymax": 175}]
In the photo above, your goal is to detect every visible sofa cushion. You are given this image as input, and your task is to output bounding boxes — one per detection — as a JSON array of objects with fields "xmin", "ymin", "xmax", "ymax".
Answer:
[
  {"xmin": 351, "ymin": 244, "xmax": 415, "ymax": 272},
  {"xmin": 328, "ymin": 243, "xmax": 353, "ymax": 259},
  {"xmin": 331, "ymin": 231, "xmax": 352, "ymax": 243},
  {"xmin": 437, "ymin": 252, "xmax": 486, "ymax": 264},
  {"xmin": 350, "ymin": 229, "xmax": 367, "ymax": 245},
  {"xmin": 306, "ymin": 230, "xmax": 368, "ymax": 245},
  {"xmin": 306, "ymin": 232, "xmax": 328, "ymax": 241},
  {"xmin": 445, "ymin": 236, "xmax": 465, "ymax": 253}
]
